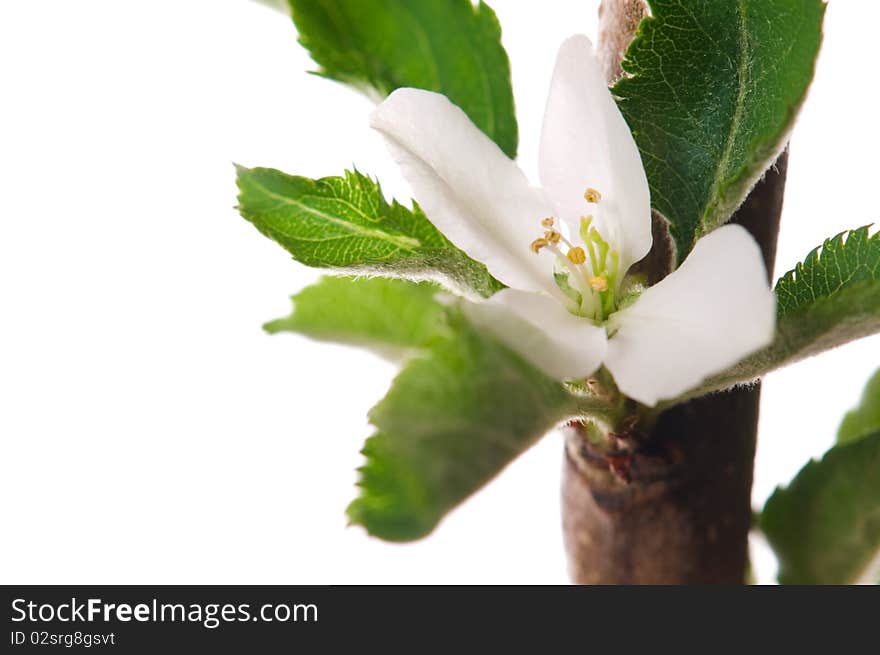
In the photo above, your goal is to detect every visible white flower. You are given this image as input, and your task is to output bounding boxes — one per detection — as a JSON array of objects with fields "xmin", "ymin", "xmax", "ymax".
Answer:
[{"xmin": 370, "ymin": 35, "xmax": 775, "ymax": 406}]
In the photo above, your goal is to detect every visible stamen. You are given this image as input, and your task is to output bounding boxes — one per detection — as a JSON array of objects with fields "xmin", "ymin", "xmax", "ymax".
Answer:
[
  {"xmin": 556, "ymin": 234, "xmax": 577, "ymax": 252},
  {"xmin": 584, "ymin": 188, "xmax": 602, "ymax": 204},
  {"xmin": 532, "ymin": 205, "xmax": 622, "ymax": 323},
  {"xmin": 530, "ymin": 237, "xmax": 549, "ymax": 253},
  {"xmin": 544, "ymin": 230, "xmax": 562, "ymax": 245},
  {"xmin": 567, "ymin": 247, "xmax": 587, "ymax": 265}
]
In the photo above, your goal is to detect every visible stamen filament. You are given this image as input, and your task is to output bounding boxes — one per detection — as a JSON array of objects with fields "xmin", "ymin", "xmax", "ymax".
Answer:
[{"xmin": 557, "ymin": 232, "xmax": 576, "ymax": 250}]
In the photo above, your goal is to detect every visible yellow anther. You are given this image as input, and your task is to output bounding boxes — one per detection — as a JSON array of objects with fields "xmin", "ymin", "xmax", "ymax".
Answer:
[
  {"xmin": 544, "ymin": 230, "xmax": 562, "ymax": 245},
  {"xmin": 584, "ymin": 188, "xmax": 602, "ymax": 204},
  {"xmin": 567, "ymin": 247, "xmax": 587, "ymax": 265},
  {"xmin": 589, "ymin": 276, "xmax": 609, "ymax": 292},
  {"xmin": 541, "ymin": 217, "xmax": 555, "ymax": 228},
  {"xmin": 530, "ymin": 237, "xmax": 549, "ymax": 253}
]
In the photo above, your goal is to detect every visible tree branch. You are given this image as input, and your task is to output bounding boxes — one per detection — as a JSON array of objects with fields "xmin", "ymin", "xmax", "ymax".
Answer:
[{"xmin": 561, "ymin": 0, "xmax": 788, "ymax": 584}]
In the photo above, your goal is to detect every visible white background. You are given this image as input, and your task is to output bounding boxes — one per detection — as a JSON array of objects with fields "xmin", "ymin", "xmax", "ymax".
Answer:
[{"xmin": 1, "ymin": 0, "xmax": 878, "ymax": 584}]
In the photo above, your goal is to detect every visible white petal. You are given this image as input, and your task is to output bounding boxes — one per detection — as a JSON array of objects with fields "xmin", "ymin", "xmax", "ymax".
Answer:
[
  {"xmin": 464, "ymin": 288, "xmax": 607, "ymax": 380},
  {"xmin": 604, "ymin": 225, "xmax": 775, "ymax": 406},
  {"xmin": 539, "ymin": 35, "xmax": 652, "ymax": 275},
  {"xmin": 371, "ymin": 88, "xmax": 558, "ymax": 295}
]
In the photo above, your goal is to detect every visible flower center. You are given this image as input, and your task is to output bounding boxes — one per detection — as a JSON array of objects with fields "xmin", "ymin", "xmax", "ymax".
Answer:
[{"xmin": 530, "ymin": 187, "xmax": 621, "ymax": 322}]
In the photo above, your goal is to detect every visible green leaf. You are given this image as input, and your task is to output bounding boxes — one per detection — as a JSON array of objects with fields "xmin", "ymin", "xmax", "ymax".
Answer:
[
  {"xmin": 669, "ymin": 227, "xmax": 880, "ymax": 403},
  {"xmin": 347, "ymin": 309, "xmax": 577, "ymax": 541},
  {"xmin": 236, "ymin": 165, "xmax": 502, "ymax": 298},
  {"xmin": 761, "ymin": 431, "xmax": 880, "ymax": 584},
  {"xmin": 288, "ymin": 0, "xmax": 517, "ymax": 157},
  {"xmin": 838, "ymin": 369, "xmax": 880, "ymax": 446},
  {"xmin": 614, "ymin": 0, "xmax": 825, "ymax": 261},
  {"xmin": 264, "ymin": 276, "xmax": 445, "ymax": 353},
  {"xmin": 773, "ymin": 227, "xmax": 880, "ymax": 317}
]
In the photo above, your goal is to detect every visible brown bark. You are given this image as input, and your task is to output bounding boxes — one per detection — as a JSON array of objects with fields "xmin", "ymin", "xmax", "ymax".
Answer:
[
  {"xmin": 562, "ymin": 0, "xmax": 789, "ymax": 584},
  {"xmin": 597, "ymin": 0, "xmax": 648, "ymax": 83}
]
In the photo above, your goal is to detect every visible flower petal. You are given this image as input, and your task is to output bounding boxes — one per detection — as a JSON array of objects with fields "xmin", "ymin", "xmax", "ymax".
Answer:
[
  {"xmin": 539, "ymin": 35, "xmax": 652, "ymax": 275},
  {"xmin": 464, "ymin": 288, "xmax": 607, "ymax": 380},
  {"xmin": 371, "ymin": 88, "xmax": 558, "ymax": 295},
  {"xmin": 604, "ymin": 225, "xmax": 775, "ymax": 406}
]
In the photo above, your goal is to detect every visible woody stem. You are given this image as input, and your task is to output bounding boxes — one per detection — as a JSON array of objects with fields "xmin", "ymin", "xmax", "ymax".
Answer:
[{"xmin": 561, "ymin": 0, "xmax": 786, "ymax": 584}]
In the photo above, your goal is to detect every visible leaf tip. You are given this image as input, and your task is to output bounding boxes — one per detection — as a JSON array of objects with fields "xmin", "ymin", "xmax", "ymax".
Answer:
[{"xmin": 262, "ymin": 319, "xmax": 284, "ymax": 334}]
